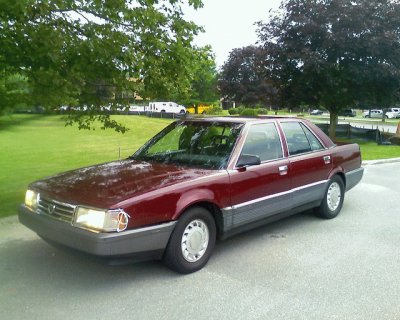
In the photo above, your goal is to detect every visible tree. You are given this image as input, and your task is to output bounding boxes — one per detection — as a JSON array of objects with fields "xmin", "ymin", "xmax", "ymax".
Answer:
[
  {"xmin": 257, "ymin": 0, "xmax": 400, "ymax": 138},
  {"xmin": 0, "ymin": 73, "xmax": 30, "ymax": 114},
  {"xmin": 189, "ymin": 46, "xmax": 218, "ymax": 105},
  {"xmin": 0, "ymin": 0, "xmax": 203, "ymax": 131},
  {"xmin": 218, "ymin": 45, "xmax": 277, "ymax": 108}
]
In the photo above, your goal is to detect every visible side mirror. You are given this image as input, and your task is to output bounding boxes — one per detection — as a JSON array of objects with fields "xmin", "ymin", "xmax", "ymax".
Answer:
[{"xmin": 236, "ymin": 154, "xmax": 261, "ymax": 168}]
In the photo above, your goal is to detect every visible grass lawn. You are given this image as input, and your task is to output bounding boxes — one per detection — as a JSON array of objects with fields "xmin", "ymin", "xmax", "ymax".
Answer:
[
  {"xmin": 0, "ymin": 114, "xmax": 399, "ymax": 219},
  {"xmin": 0, "ymin": 114, "xmax": 172, "ymax": 218},
  {"xmin": 337, "ymin": 139, "xmax": 400, "ymax": 160}
]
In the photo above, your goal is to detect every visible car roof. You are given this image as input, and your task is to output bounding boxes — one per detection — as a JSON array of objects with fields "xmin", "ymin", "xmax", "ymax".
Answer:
[{"xmin": 184, "ymin": 116, "xmax": 302, "ymax": 124}]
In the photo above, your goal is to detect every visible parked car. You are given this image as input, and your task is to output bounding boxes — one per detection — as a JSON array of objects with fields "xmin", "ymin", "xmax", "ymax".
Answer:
[
  {"xmin": 363, "ymin": 109, "xmax": 383, "ymax": 118},
  {"xmin": 310, "ymin": 109, "xmax": 324, "ymax": 115},
  {"xmin": 19, "ymin": 117, "xmax": 363, "ymax": 273},
  {"xmin": 386, "ymin": 108, "xmax": 400, "ymax": 119},
  {"xmin": 339, "ymin": 109, "xmax": 356, "ymax": 117}
]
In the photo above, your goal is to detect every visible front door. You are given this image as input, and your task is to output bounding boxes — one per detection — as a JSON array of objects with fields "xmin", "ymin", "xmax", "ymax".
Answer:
[{"xmin": 227, "ymin": 123, "xmax": 292, "ymax": 229}]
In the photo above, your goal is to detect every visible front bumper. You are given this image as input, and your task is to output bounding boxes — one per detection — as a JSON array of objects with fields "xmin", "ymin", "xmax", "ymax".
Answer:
[{"xmin": 18, "ymin": 205, "xmax": 176, "ymax": 258}]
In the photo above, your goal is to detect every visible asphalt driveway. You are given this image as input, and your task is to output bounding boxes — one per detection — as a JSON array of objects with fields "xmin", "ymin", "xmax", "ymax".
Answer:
[{"xmin": 0, "ymin": 162, "xmax": 399, "ymax": 320}]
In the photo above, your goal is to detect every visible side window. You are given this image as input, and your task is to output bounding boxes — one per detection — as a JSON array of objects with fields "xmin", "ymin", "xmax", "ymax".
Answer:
[
  {"xmin": 281, "ymin": 122, "xmax": 311, "ymax": 155},
  {"xmin": 301, "ymin": 123, "xmax": 324, "ymax": 151},
  {"xmin": 241, "ymin": 123, "xmax": 283, "ymax": 162}
]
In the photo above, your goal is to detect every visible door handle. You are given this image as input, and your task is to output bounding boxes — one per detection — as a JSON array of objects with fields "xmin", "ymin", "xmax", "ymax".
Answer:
[
  {"xmin": 278, "ymin": 165, "xmax": 288, "ymax": 175},
  {"xmin": 323, "ymin": 155, "xmax": 331, "ymax": 164}
]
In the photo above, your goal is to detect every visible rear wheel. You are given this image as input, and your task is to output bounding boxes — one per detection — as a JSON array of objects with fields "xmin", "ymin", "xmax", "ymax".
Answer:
[
  {"xmin": 163, "ymin": 207, "xmax": 216, "ymax": 274},
  {"xmin": 315, "ymin": 175, "xmax": 345, "ymax": 219}
]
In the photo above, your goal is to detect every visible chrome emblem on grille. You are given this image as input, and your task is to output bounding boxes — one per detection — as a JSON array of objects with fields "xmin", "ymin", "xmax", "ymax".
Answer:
[{"xmin": 48, "ymin": 204, "xmax": 56, "ymax": 215}]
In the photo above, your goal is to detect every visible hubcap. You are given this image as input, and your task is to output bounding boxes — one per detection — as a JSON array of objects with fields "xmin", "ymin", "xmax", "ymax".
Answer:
[
  {"xmin": 181, "ymin": 219, "xmax": 209, "ymax": 263},
  {"xmin": 327, "ymin": 182, "xmax": 341, "ymax": 211}
]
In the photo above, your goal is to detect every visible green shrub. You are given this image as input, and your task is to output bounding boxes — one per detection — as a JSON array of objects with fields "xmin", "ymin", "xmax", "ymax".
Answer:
[
  {"xmin": 228, "ymin": 108, "xmax": 239, "ymax": 115},
  {"xmin": 237, "ymin": 106, "xmax": 246, "ymax": 113},
  {"xmin": 240, "ymin": 108, "xmax": 258, "ymax": 117},
  {"xmin": 207, "ymin": 105, "xmax": 223, "ymax": 115},
  {"xmin": 257, "ymin": 108, "xmax": 268, "ymax": 115}
]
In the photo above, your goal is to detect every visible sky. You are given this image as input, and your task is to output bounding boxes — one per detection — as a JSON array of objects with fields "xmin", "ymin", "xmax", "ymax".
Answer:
[{"xmin": 183, "ymin": 0, "xmax": 282, "ymax": 67}]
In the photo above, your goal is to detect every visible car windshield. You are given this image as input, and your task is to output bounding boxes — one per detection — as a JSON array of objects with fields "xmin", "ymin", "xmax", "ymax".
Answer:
[{"xmin": 131, "ymin": 121, "xmax": 243, "ymax": 169}]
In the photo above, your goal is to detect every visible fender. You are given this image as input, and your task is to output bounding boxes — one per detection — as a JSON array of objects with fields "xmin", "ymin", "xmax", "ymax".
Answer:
[{"xmin": 172, "ymin": 188, "xmax": 219, "ymax": 220}]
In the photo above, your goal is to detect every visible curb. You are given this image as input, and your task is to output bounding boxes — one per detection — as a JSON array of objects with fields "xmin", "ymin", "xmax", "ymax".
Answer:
[{"xmin": 362, "ymin": 157, "xmax": 400, "ymax": 166}]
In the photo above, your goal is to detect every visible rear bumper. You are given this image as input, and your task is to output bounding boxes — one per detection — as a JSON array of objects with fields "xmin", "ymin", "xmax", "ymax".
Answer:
[
  {"xmin": 18, "ymin": 205, "xmax": 176, "ymax": 258},
  {"xmin": 345, "ymin": 167, "xmax": 364, "ymax": 191}
]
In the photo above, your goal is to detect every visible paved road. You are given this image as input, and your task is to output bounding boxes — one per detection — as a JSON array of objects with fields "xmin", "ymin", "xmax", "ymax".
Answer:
[{"xmin": 1, "ymin": 163, "xmax": 399, "ymax": 320}]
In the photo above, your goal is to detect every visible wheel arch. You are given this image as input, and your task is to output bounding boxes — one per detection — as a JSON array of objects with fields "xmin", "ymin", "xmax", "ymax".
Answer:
[
  {"xmin": 329, "ymin": 169, "xmax": 346, "ymax": 189},
  {"xmin": 175, "ymin": 201, "xmax": 224, "ymax": 239},
  {"xmin": 335, "ymin": 171, "xmax": 346, "ymax": 188}
]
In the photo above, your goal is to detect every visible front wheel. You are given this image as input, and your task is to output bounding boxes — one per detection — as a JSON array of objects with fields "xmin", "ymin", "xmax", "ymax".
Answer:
[
  {"xmin": 163, "ymin": 207, "xmax": 216, "ymax": 274},
  {"xmin": 315, "ymin": 176, "xmax": 345, "ymax": 219}
]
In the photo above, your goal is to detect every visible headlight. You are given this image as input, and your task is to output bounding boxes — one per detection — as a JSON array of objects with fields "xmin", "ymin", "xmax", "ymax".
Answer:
[
  {"xmin": 25, "ymin": 189, "xmax": 39, "ymax": 211},
  {"xmin": 74, "ymin": 207, "xmax": 130, "ymax": 232}
]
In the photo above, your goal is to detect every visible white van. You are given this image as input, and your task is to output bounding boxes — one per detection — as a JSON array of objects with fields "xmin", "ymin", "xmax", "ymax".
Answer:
[{"xmin": 148, "ymin": 102, "xmax": 186, "ymax": 114}]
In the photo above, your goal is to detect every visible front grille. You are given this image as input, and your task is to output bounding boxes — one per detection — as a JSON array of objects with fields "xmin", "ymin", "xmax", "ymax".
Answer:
[{"xmin": 37, "ymin": 196, "xmax": 76, "ymax": 223}]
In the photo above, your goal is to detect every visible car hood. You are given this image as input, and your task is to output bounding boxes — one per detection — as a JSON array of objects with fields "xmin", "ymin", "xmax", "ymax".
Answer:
[{"xmin": 30, "ymin": 159, "xmax": 216, "ymax": 208}]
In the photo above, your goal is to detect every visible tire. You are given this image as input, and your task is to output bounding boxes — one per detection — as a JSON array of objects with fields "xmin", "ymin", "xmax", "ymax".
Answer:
[
  {"xmin": 163, "ymin": 207, "xmax": 216, "ymax": 274},
  {"xmin": 315, "ymin": 175, "xmax": 345, "ymax": 219}
]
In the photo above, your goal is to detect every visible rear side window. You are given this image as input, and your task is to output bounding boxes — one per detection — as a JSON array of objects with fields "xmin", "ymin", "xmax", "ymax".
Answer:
[
  {"xmin": 241, "ymin": 123, "xmax": 283, "ymax": 162},
  {"xmin": 301, "ymin": 124, "xmax": 324, "ymax": 151},
  {"xmin": 281, "ymin": 122, "xmax": 324, "ymax": 155}
]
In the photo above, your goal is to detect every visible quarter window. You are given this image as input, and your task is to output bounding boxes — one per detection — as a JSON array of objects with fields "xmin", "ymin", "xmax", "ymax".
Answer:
[
  {"xmin": 241, "ymin": 123, "xmax": 283, "ymax": 162},
  {"xmin": 301, "ymin": 124, "xmax": 324, "ymax": 151},
  {"xmin": 281, "ymin": 122, "xmax": 324, "ymax": 155}
]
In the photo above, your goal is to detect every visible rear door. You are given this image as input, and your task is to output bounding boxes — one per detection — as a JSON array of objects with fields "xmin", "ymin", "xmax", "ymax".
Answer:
[{"xmin": 279, "ymin": 121, "xmax": 332, "ymax": 209}]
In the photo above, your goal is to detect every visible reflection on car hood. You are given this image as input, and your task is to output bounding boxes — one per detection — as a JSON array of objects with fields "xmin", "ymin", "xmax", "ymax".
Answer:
[{"xmin": 30, "ymin": 159, "xmax": 215, "ymax": 208}]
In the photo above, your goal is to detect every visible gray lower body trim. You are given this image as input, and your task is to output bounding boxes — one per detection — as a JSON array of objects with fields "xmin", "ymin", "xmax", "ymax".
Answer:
[
  {"xmin": 223, "ymin": 192, "xmax": 292, "ymax": 230},
  {"xmin": 19, "ymin": 205, "xmax": 176, "ymax": 257},
  {"xmin": 220, "ymin": 200, "xmax": 320, "ymax": 240},
  {"xmin": 222, "ymin": 180, "xmax": 328, "ymax": 233},
  {"xmin": 292, "ymin": 181, "xmax": 327, "ymax": 207},
  {"xmin": 345, "ymin": 167, "xmax": 364, "ymax": 191}
]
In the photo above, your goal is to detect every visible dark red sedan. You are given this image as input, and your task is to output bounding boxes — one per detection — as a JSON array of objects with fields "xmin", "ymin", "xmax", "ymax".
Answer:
[{"xmin": 19, "ymin": 117, "xmax": 363, "ymax": 273}]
